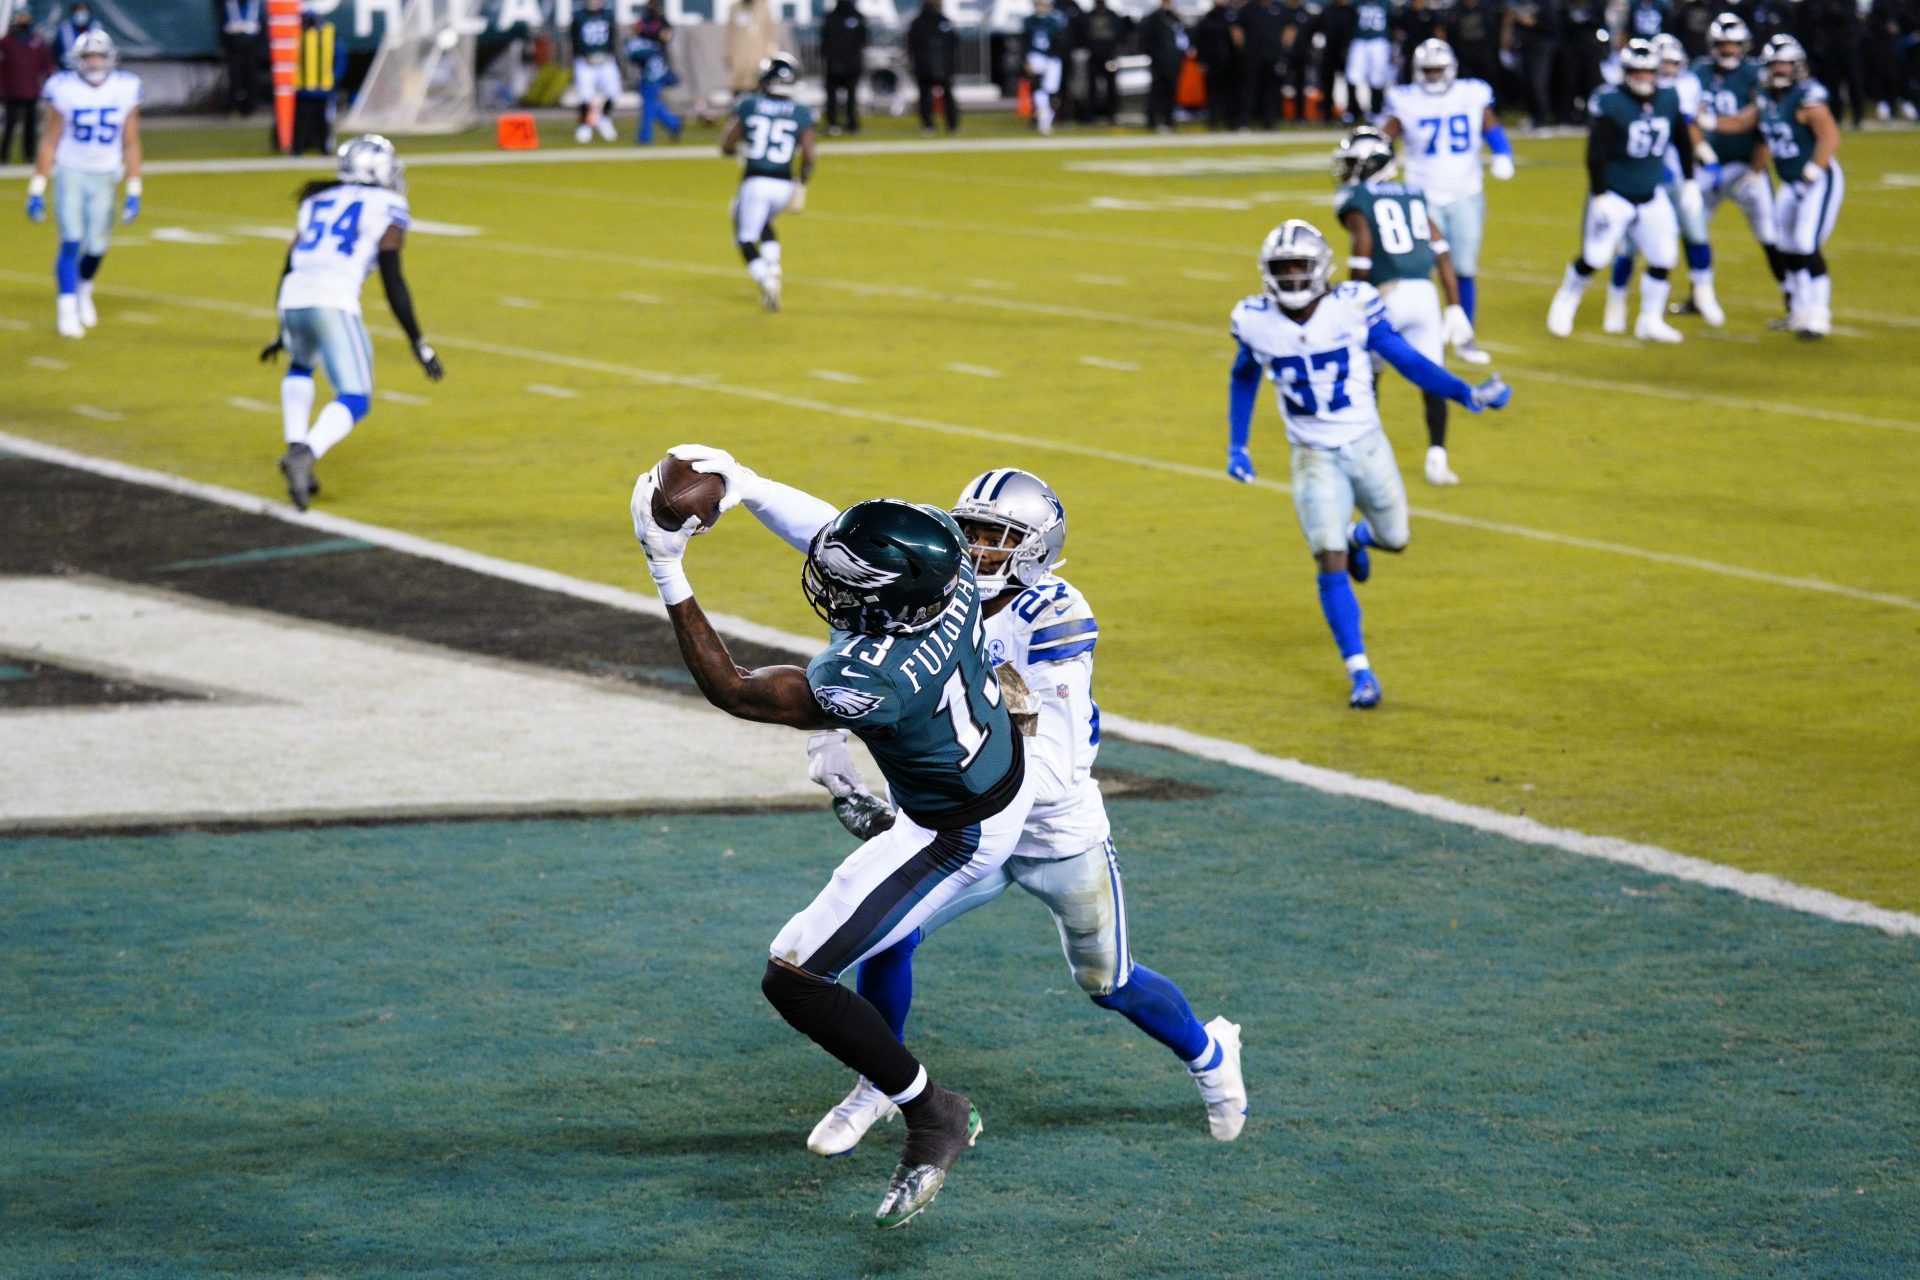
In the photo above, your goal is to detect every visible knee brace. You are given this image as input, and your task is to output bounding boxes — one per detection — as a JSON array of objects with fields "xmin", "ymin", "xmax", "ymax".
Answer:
[
  {"xmin": 1645, "ymin": 265, "xmax": 1670, "ymax": 282},
  {"xmin": 338, "ymin": 392, "xmax": 371, "ymax": 422}
]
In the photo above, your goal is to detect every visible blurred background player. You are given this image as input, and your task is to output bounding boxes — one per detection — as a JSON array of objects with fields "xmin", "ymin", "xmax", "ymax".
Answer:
[
  {"xmin": 1546, "ymin": 39, "xmax": 1700, "ymax": 343},
  {"xmin": 1605, "ymin": 34, "xmax": 1722, "ymax": 328},
  {"xmin": 626, "ymin": 1, "xmax": 681, "ymax": 145},
  {"xmin": 908, "ymin": 0, "xmax": 960, "ymax": 135},
  {"xmin": 1345, "ymin": 0, "xmax": 1395, "ymax": 120},
  {"xmin": 721, "ymin": 55, "xmax": 813, "ymax": 312},
  {"xmin": 1332, "ymin": 128, "xmax": 1482, "ymax": 487},
  {"xmin": 25, "ymin": 28, "xmax": 140, "ymax": 340},
  {"xmin": 2, "ymin": 8, "xmax": 57, "ymax": 165},
  {"xmin": 1226, "ymin": 221, "xmax": 1510, "ymax": 709},
  {"xmin": 713, "ymin": 466, "xmax": 1247, "ymax": 1154},
  {"xmin": 1756, "ymin": 34, "xmax": 1841, "ymax": 338},
  {"xmin": 1382, "ymin": 39, "xmax": 1512, "ymax": 354},
  {"xmin": 821, "ymin": 0, "xmax": 867, "ymax": 136},
  {"xmin": 570, "ymin": 0, "xmax": 620, "ymax": 144},
  {"xmin": 261, "ymin": 135, "xmax": 443, "ymax": 510},
  {"xmin": 1023, "ymin": 0, "xmax": 1069, "ymax": 135},
  {"xmin": 1676, "ymin": 14, "xmax": 1778, "ymax": 323}
]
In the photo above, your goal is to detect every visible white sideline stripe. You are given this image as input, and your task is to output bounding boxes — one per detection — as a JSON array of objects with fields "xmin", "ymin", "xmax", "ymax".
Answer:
[
  {"xmin": 12, "ymin": 270, "xmax": 1918, "ymax": 615},
  {"xmin": 0, "ymin": 129, "xmax": 1327, "ymax": 181},
  {"xmin": 1, "ymin": 427, "xmax": 1912, "ymax": 939},
  {"xmin": 525, "ymin": 382, "xmax": 580, "ymax": 398}
]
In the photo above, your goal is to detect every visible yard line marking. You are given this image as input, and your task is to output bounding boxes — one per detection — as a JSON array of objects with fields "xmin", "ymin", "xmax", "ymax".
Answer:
[
  {"xmin": 619, "ymin": 291, "xmax": 663, "ymax": 305},
  {"xmin": 28, "ymin": 356, "xmax": 69, "ymax": 371},
  {"xmin": 228, "ymin": 396, "xmax": 278, "ymax": 414},
  {"xmin": 1697, "ymin": 330, "xmax": 1762, "ymax": 345},
  {"xmin": 498, "ymin": 296, "xmax": 543, "ymax": 310},
  {"xmin": 5, "ymin": 427, "xmax": 1913, "ymax": 938},
  {"xmin": 1073, "ymin": 273, "xmax": 1129, "ymax": 287},
  {"xmin": 944, "ymin": 363, "xmax": 1002, "ymax": 378},
  {"xmin": 525, "ymin": 382, "xmax": 580, "ymax": 398},
  {"xmin": 72, "ymin": 405, "xmax": 125, "ymax": 422},
  {"xmin": 147, "ymin": 226, "xmax": 233, "ymax": 246},
  {"xmin": 1573, "ymin": 334, "xmax": 1643, "ymax": 349},
  {"xmin": 15, "ymin": 272, "xmax": 1919, "ymax": 614},
  {"xmin": 159, "ymin": 537, "xmax": 376, "ymax": 572},
  {"xmin": 119, "ymin": 311, "xmax": 160, "ymax": 325},
  {"xmin": 1180, "ymin": 269, "xmax": 1234, "ymax": 282},
  {"xmin": 965, "ymin": 278, "xmax": 1015, "ymax": 291},
  {"xmin": 407, "ymin": 219, "xmax": 485, "ymax": 237},
  {"xmin": 0, "ymin": 316, "xmax": 31, "ymax": 331},
  {"xmin": 807, "ymin": 369, "xmax": 864, "ymax": 384},
  {"xmin": 377, "ymin": 389, "xmax": 431, "ymax": 406},
  {"xmin": 1498, "ymin": 364, "xmax": 1920, "ymax": 436},
  {"xmin": 1080, "ymin": 355, "xmax": 1140, "ymax": 371}
]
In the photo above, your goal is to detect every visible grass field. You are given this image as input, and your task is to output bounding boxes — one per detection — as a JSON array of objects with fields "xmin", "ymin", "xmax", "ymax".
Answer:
[{"xmin": 6, "ymin": 122, "xmax": 1917, "ymax": 912}]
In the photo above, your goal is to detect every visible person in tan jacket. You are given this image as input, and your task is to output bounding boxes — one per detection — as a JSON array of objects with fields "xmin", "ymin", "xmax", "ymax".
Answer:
[{"xmin": 725, "ymin": 0, "xmax": 781, "ymax": 93}]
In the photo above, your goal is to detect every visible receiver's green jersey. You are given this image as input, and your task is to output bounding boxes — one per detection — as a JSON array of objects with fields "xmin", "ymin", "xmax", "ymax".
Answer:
[
  {"xmin": 806, "ymin": 567, "xmax": 1021, "ymax": 827},
  {"xmin": 1023, "ymin": 10, "xmax": 1069, "ymax": 55},
  {"xmin": 571, "ymin": 7, "xmax": 616, "ymax": 56},
  {"xmin": 1691, "ymin": 57, "xmax": 1762, "ymax": 164},
  {"xmin": 1761, "ymin": 78, "xmax": 1828, "ymax": 183},
  {"xmin": 733, "ymin": 93, "xmax": 813, "ymax": 180},
  {"xmin": 1354, "ymin": 0, "xmax": 1392, "ymax": 37},
  {"xmin": 1591, "ymin": 84, "xmax": 1683, "ymax": 201},
  {"xmin": 1336, "ymin": 180, "xmax": 1438, "ymax": 285}
]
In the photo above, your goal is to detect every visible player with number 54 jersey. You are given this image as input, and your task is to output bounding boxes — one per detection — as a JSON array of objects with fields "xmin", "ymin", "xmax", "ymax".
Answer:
[{"xmin": 1225, "ymin": 220, "xmax": 1511, "ymax": 710}]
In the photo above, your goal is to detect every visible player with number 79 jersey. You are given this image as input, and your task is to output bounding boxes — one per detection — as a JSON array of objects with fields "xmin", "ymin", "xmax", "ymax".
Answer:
[{"xmin": 1225, "ymin": 219, "xmax": 1511, "ymax": 710}]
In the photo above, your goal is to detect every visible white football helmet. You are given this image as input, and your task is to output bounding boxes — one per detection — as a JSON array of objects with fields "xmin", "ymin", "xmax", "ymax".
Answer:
[
  {"xmin": 1412, "ymin": 39, "xmax": 1457, "ymax": 95},
  {"xmin": 950, "ymin": 468, "xmax": 1066, "ymax": 599},
  {"xmin": 1620, "ymin": 38, "xmax": 1660, "ymax": 97},
  {"xmin": 69, "ymin": 28, "xmax": 116, "ymax": 85},
  {"xmin": 1707, "ymin": 13, "xmax": 1751, "ymax": 70},
  {"xmin": 337, "ymin": 134, "xmax": 404, "ymax": 191},
  {"xmin": 1652, "ymin": 33, "xmax": 1686, "ymax": 85},
  {"xmin": 1259, "ymin": 220, "xmax": 1334, "ymax": 310},
  {"xmin": 1760, "ymin": 33, "xmax": 1807, "ymax": 91}
]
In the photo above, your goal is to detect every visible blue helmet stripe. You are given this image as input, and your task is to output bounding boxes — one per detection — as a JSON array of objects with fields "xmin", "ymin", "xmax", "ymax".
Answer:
[{"xmin": 987, "ymin": 469, "xmax": 1019, "ymax": 500}]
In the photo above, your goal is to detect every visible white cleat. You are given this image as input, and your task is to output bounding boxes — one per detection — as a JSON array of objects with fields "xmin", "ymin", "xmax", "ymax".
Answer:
[
  {"xmin": 1692, "ymin": 281, "xmax": 1725, "ymax": 328},
  {"xmin": 56, "ymin": 294, "xmax": 85, "ymax": 339},
  {"xmin": 1635, "ymin": 313, "xmax": 1684, "ymax": 343},
  {"xmin": 1546, "ymin": 289, "xmax": 1578, "ymax": 338},
  {"xmin": 595, "ymin": 115, "xmax": 617, "ymax": 142},
  {"xmin": 1795, "ymin": 307, "xmax": 1831, "ymax": 339},
  {"xmin": 574, "ymin": 123, "xmax": 592, "ymax": 144},
  {"xmin": 1425, "ymin": 446, "xmax": 1460, "ymax": 486},
  {"xmin": 1602, "ymin": 293, "xmax": 1628, "ymax": 335},
  {"xmin": 76, "ymin": 285, "xmax": 98, "ymax": 329},
  {"xmin": 1190, "ymin": 1016, "xmax": 1247, "ymax": 1141},
  {"xmin": 759, "ymin": 272, "xmax": 782, "ymax": 312},
  {"xmin": 808, "ymin": 1077, "xmax": 899, "ymax": 1156}
]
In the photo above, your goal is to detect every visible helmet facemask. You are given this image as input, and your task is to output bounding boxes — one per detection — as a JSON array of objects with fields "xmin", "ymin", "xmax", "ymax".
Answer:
[
  {"xmin": 1412, "ymin": 40, "xmax": 1456, "ymax": 94},
  {"xmin": 71, "ymin": 31, "xmax": 116, "ymax": 85},
  {"xmin": 1620, "ymin": 40, "xmax": 1660, "ymax": 98}
]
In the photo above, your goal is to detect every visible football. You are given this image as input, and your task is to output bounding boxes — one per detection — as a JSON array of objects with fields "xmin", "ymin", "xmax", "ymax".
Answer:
[{"xmin": 650, "ymin": 453, "xmax": 726, "ymax": 533}]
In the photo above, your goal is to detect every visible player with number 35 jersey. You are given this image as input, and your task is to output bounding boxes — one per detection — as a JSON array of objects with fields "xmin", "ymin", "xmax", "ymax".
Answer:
[
  {"xmin": 1226, "ymin": 220, "xmax": 1511, "ymax": 710},
  {"xmin": 722, "ymin": 54, "xmax": 816, "ymax": 312},
  {"xmin": 261, "ymin": 135, "xmax": 444, "ymax": 511},
  {"xmin": 26, "ymin": 29, "xmax": 142, "ymax": 340}
]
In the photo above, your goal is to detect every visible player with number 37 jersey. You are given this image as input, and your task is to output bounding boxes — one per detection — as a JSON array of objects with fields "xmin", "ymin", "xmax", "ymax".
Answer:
[{"xmin": 722, "ymin": 54, "xmax": 816, "ymax": 312}]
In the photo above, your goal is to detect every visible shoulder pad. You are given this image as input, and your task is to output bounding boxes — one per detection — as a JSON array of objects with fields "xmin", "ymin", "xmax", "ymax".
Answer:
[
  {"xmin": 1802, "ymin": 80, "xmax": 1829, "ymax": 104},
  {"xmin": 1334, "ymin": 279, "xmax": 1386, "ymax": 324},
  {"xmin": 1019, "ymin": 580, "xmax": 1099, "ymax": 664}
]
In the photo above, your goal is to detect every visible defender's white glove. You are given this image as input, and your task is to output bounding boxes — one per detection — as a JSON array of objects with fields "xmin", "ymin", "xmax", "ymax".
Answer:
[
  {"xmin": 630, "ymin": 469, "xmax": 697, "ymax": 605},
  {"xmin": 1677, "ymin": 179, "xmax": 1704, "ymax": 222},
  {"xmin": 668, "ymin": 442, "xmax": 758, "ymax": 515},
  {"xmin": 1443, "ymin": 303, "xmax": 1476, "ymax": 351},
  {"xmin": 787, "ymin": 184, "xmax": 807, "ymax": 214},
  {"xmin": 1489, "ymin": 153, "xmax": 1516, "ymax": 181},
  {"xmin": 806, "ymin": 729, "xmax": 865, "ymax": 799}
]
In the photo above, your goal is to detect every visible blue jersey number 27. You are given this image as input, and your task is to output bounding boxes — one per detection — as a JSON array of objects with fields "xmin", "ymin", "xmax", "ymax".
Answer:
[{"xmin": 1273, "ymin": 348, "xmax": 1353, "ymax": 417}]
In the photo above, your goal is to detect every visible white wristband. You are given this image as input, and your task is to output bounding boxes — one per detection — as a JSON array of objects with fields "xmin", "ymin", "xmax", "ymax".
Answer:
[
  {"xmin": 28, "ymin": 174, "xmax": 47, "ymax": 197},
  {"xmin": 648, "ymin": 559, "xmax": 693, "ymax": 606},
  {"xmin": 125, "ymin": 176, "xmax": 142, "ymax": 197},
  {"xmin": 1348, "ymin": 255, "xmax": 1372, "ymax": 271}
]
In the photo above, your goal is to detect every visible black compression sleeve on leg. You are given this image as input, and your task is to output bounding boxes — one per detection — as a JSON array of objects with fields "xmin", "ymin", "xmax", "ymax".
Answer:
[
  {"xmin": 1645, "ymin": 265, "xmax": 1670, "ymax": 281},
  {"xmin": 1764, "ymin": 244, "xmax": 1789, "ymax": 282},
  {"xmin": 737, "ymin": 241, "xmax": 759, "ymax": 263},
  {"xmin": 1572, "ymin": 257, "xmax": 1596, "ymax": 277},
  {"xmin": 79, "ymin": 254, "xmax": 103, "ymax": 281},
  {"xmin": 762, "ymin": 959, "xmax": 924, "ymax": 1097},
  {"xmin": 1807, "ymin": 250, "xmax": 1827, "ymax": 277},
  {"xmin": 1424, "ymin": 392, "xmax": 1447, "ymax": 449}
]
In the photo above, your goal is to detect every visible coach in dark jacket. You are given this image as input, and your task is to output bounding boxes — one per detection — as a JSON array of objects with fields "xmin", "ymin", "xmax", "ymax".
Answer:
[
  {"xmin": 1, "ymin": 9, "xmax": 55, "ymax": 164},
  {"xmin": 1194, "ymin": 0, "xmax": 1243, "ymax": 128},
  {"xmin": 908, "ymin": 0, "xmax": 960, "ymax": 132},
  {"xmin": 823, "ymin": 0, "xmax": 868, "ymax": 133},
  {"xmin": 1238, "ymin": 0, "xmax": 1284, "ymax": 129},
  {"xmin": 1142, "ymin": 0, "xmax": 1190, "ymax": 129},
  {"xmin": 1079, "ymin": 0, "xmax": 1126, "ymax": 121}
]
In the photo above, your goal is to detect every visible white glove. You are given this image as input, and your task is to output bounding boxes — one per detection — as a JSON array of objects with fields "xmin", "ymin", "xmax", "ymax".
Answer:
[
  {"xmin": 630, "ymin": 469, "xmax": 696, "ymax": 605},
  {"xmin": 1590, "ymin": 190, "xmax": 1637, "ymax": 232},
  {"xmin": 667, "ymin": 442, "xmax": 758, "ymax": 515},
  {"xmin": 1800, "ymin": 162, "xmax": 1824, "ymax": 186},
  {"xmin": 1734, "ymin": 165, "xmax": 1767, "ymax": 197},
  {"xmin": 1694, "ymin": 140, "xmax": 1719, "ymax": 169},
  {"xmin": 806, "ymin": 729, "xmax": 865, "ymax": 799},
  {"xmin": 1489, "ymin": 153, "xmax": 1516, "ymax": 181},
  {"xmin": 1443, "ymin": 303, "xmax": 1475, "ymax": 351},
  {"xmin": 1677, "ymin": 179, "xmax": 1703, "ymax": 222},
  {"xmin": 787, "ymin": 184, "xmax": 807, "ymax": 214}
]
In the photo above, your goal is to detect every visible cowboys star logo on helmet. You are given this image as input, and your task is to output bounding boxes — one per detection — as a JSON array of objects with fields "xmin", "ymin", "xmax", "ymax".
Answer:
[
  {"xmin": 814, "ymin": 685, "xmax": 887, "ymax": 719},
  {"xmin": 815, "ymin": 538, "xmax": 902, "ymax": 590}
]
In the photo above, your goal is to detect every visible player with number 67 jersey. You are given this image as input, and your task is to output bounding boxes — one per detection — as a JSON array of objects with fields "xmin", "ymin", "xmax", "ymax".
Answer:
[
  {"xmin": 721, "ymin": 54, "xmax": 815, "ymax": 312},
  {"xmin": 261, "ymin": 134, "xmax": 443, "ymax": 512},
  {"xmin": 1226, "ymin": 220, "xmax": 1510, "ymax": 710}
]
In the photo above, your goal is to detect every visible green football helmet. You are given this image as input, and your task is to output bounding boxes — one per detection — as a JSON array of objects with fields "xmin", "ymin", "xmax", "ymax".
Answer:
[
  {"xmin": 803, "ymin": 499, "xmax": 967, "ymax": 636},
  {"xmin": 758, "ymin": 53, "xmax": 800, "ymax": 95}
]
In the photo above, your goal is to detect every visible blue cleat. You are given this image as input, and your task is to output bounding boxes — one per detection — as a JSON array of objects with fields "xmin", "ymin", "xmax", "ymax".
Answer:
[
  {"xmin": 1346, "ymin": 537, "xmax": 1371, "ymax": 584},
  {"xmin": 1348, "ymin": 668, "xmax": 1381, "ymax": 709}
]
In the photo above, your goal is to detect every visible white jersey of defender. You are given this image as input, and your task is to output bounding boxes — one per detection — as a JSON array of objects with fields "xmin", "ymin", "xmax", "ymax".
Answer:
[
  {"xmin": 1231, "ymin": 281, "xmax": 1385, "ymax": 451},
  {"xmin": 1384, "ymin": 78, "xmax": 1494, "ymax": 206},
  {"xmin": 1661, "ymin": 71, "xmax": 1702, "ymax": 181},
  {"xmin": 44, "ymin": 70, "xmax": 142, "ymax": 175},
  {"xmin": 982, "ymin": 574, "xmax": 1108, "ymax": 860},
  {"xmin": 277, "ymin": 183, "xmax": 411, "ymax": 315}
]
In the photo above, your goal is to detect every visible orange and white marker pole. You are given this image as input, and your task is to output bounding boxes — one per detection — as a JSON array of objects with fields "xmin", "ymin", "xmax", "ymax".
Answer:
[{"xmin": 268, "ymin": 0, "xmax": 302, "ymax": 153}]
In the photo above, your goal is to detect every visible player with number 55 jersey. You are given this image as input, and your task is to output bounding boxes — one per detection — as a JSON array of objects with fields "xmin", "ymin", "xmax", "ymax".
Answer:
[
  {"xmin": 1226, "ymin": 220, "xmax": 1511, "ymax": 710},
  {"xmin": 721, "ymin": 54, "xmax": 815, "ymax": 312},
  {"xmin": 261, "ymin": 135, "xmax": 444, "ymax": 511}
]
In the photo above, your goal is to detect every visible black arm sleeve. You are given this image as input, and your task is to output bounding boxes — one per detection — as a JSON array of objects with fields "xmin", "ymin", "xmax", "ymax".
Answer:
[
  {"xmin": 1586, "ymin": 116, "xmax": 1614, "ymax": 196},
  {"xmin": 1674, "ymin": 108, "xmax": 1694, "ymax": 178},
  {"xmin": 377, "ymin": 248, "xmax": 423, "ymax": 345}
]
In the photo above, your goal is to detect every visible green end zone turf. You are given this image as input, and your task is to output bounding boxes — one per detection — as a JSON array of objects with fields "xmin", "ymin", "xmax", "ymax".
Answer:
[{"xmin": 5, "ymin": 741, "xmax": 1914, "ymax": 1278}]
